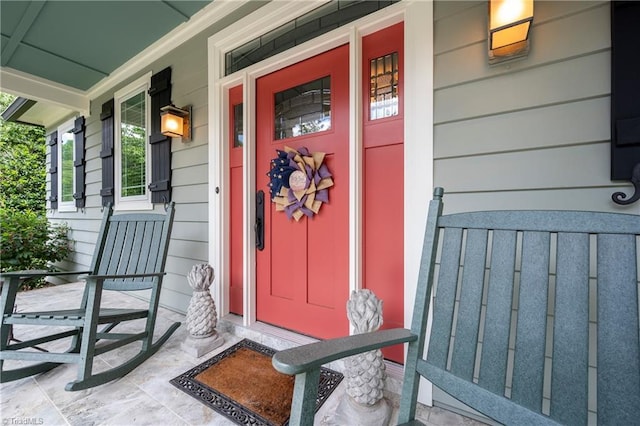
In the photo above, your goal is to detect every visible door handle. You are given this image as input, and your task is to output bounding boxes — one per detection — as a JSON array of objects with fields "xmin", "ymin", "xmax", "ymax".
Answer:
[{"xmin": 255, "ymin": 190, "xmax": 265, "ymax": 251}]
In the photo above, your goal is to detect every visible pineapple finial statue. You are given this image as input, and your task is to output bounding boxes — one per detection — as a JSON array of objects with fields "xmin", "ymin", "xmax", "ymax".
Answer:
[
  {"xmin": 332, "ymin": 289, "xmax": 391, "ymax": 426},
  {"xmin": 345, "ymin": 289, "xmax": 386, "ymax": 405},
  {"xmin": 181, "ymin": 264, "xmax": 224, "ymax": 357},
  {"xmin": 185, "ymin": 263, "xmax": 217, "ymax": 338}
]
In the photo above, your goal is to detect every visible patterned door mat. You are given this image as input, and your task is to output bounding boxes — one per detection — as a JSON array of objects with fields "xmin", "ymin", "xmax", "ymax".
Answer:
[{"xmin": 170, "ymin": 339, "xmax": 343, "ymax": 426}]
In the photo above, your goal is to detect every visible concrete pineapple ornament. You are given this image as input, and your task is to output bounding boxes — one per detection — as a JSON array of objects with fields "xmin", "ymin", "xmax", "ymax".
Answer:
[
  {"xmin": 185, "ymin": 263, "xmax": 217, "ymax": 338},
  {"xmin": 330, "ymin": 289, "xmax": 391, "ymax": 425},
  {"xmin": 345, "ymin": 289, "xmax": 386, "ymax": 405}
]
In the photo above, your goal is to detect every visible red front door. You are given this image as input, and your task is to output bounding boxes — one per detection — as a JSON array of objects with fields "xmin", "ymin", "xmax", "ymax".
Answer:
[{"xmin": 256, "ymin": 45, "xmax": 350, "ymax": 338}]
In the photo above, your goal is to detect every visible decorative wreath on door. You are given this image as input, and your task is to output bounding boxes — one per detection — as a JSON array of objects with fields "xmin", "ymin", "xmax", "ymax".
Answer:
[{"xmin": 267, "ymin": 146, "xmax": 334, "ymax": 221}]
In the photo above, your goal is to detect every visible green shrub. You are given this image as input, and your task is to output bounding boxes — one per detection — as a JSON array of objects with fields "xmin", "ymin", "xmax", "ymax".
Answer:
[
  {"xmin": 0, "ymin": 93, "xmax": 46, "ymax": 214},
  {"xmin": 0, "ymin": 208, "xmax": 72, "ymax": 289}
]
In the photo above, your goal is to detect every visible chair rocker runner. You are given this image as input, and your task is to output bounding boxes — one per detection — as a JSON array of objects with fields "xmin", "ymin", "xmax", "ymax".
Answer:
[
  {"xmin": 1, "ymin": 203, "xmax": 180, "ymax": 391},
  {"xmin": 273, "ymin": 188, "xmax": 640, "ymax": 426}
]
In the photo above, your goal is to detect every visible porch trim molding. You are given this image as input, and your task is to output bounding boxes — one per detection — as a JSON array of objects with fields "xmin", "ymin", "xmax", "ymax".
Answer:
[{"xmin": 0, "ymin": 67, "xmax": 89, "ymax": 117}]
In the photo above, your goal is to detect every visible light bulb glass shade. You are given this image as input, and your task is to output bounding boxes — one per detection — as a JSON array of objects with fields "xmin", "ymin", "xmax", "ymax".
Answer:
[
  {"xmin": 489, "ymin": 0, "xmax": 533, "ymax": 49},
  {"xmin": 491, "ymin": 21, "xmax": 531, "ymax": 49},
  {"xmin": 161, "ymin": 113, "xmax": 184, "ymax": 137},
  {"xmin": 489, "ymin": 0, "xmax": 533, "ymax": 64},
  {"xmin": 160, "ymin": 105, "xmax": 191, "ymax": 141}
]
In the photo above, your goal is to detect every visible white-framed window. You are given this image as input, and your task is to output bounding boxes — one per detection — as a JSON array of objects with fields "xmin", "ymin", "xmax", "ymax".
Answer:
[
  {"xmin": 114, "ymin": 73, "xmax": 152, "ymax": 210},
  {"xmin": 57, "ymin": 117, "xmax": 77, "ymax": 212}
]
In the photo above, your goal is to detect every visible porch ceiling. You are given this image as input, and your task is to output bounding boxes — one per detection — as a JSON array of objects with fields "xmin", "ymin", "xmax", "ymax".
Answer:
[
  {"xmin": 2, "ymin": 0, "xmax": 214, "ymax": 91},
  {"xmin": 0, "ymin": 0, "xmax": 221, "ymax": 127}
]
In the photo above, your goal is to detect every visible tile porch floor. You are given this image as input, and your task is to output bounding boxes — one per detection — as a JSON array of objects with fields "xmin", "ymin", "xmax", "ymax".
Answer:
[{"xmin": 1, "ymin": 282, "xmax": 485, "ymax": 426}]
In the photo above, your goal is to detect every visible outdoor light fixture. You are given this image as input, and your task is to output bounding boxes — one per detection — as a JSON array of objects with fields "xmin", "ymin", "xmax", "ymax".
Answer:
[
  {"xmin": 489, "ymin": 0, "xmax": 533, "ymax": 64},
  {"xmin": 161, "ymin": 105, "xmax": 192, "ymax": 142}
]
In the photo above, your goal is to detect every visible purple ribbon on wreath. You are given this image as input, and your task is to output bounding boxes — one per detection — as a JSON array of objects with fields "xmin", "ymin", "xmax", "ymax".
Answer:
[{"xmin": 267, "ymin": 146, "xmax": 334, "ymax": 221}]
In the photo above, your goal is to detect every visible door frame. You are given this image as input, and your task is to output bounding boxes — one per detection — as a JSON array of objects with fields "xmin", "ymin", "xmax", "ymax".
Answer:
[{"xmin": 207, "ymin": 0, "xmax": 433, "ymax": 367}]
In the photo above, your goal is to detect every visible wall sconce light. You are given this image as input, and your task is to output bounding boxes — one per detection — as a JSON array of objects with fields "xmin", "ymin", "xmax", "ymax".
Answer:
[
  {"xmin": 161, "ymin": 105, "xmax": 192, "ymax": 142},
  {"xmin": 489, "ymin": 0, "xmax": 534, "ymax": 64}
]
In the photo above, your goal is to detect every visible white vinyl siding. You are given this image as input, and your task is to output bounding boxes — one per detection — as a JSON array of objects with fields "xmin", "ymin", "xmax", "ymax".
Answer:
[{"xmin": 432, "ymin": 1, "xmax": 633, "ymax": 215}]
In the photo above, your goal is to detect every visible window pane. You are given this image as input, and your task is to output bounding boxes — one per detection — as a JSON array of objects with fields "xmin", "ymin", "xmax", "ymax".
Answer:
[
  {"xmin": 234, "ymin": 103, "xmax": 244, "ymax": 147},
  {"xmin": 120, "ymin": 92, "xmax": 147, "ymax": 198},
  {"xmin": 60, "ymin": 130, "xmax": 74, "ymax": 203},
  {"xmin": 274, "ymin": 76, "xmax": 331, "ymax": 140},
  {"xmin": 369, "ymin": 52, "xmax": 399, "ymax": 120}
]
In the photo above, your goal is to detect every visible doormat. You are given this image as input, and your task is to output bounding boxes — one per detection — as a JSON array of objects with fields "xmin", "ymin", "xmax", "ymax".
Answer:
[{"xmin": 170, "ymin": 339, "xmax": 343, "ymax": 426}]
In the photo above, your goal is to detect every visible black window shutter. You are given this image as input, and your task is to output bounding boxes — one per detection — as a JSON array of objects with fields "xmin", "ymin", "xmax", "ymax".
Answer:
[
  {"xmin": 100, "ymin": 99, "xmax": 115, "ymax": 207},
  {"xmin": 148, "ymin": 67, "xmax": 172, "ymax": 204},
  {"xmin": 48, "ymin": 131, "xmax": 58, "ymax": 210},
  {"xmin": 611, "ymin": 1, "xmax": 640, "ymax": 204},
  {"xmin": 72, "ymin": 116, "xmax": 86, "ymax": 208}
]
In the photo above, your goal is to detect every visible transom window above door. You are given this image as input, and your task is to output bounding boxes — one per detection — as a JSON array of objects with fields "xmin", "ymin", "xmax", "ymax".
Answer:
[{"xmin": 224, "ymin": 0, "xmax": 397, "ymax": 75}]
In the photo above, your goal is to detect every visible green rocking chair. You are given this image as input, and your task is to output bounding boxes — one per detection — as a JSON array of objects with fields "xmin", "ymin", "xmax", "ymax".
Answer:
[
  {"xmin": 0, "ymin": 203, "xmax": 180, "ymax": 391},
  {"xmin": 273, "ymin": 188, "xmax": 640, "ymax": 425}
]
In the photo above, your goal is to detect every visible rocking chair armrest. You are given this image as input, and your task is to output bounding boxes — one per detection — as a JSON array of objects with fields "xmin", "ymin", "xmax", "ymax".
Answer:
[
  {"xmin": 1, "ymin": 270, "xmax": 92, "ymax": 280},
  {"xmin": 1, "ymin": 270, "xmax": 93, "ymax": 293},
  {"xmin": 82, "ymin": 272, "xmax": 166, "ymax": 282},
  {"xmin": 272, "ymin": 328, "xmax": 417, "ymax": 375}
]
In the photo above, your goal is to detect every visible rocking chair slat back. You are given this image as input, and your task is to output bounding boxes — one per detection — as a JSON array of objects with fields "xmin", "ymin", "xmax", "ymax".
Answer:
[
  {"xmin": 448, "ymin": 228, "xmax": 487, "ymax": 382},
  {"xmin": 424, "ymin": 226, "xmax": 460, "ymax": 371},
  {"xmin": 596, "ymin": 233, "xmax": 639, "ymax": 421},
  {"xmin": 548, "ymin": 232, "xmax": 589, "ymax": 425},
  {"xmin": 96, "ymin": 209, "xmax": 174, "ymax": 291},
  {"xmin": 420, "ymin": 203, "xmax": 640, "ymax": 425},
  {"xmin": 477, "ymin": 229, "xmax": 516, "ymax": 396},
  {"xmin": 511, "ymin": 231, "xmax": 550, "ymax": 412}
]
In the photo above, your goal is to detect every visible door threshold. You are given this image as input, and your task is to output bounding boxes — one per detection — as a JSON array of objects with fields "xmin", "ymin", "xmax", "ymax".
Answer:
[
  {"xmin": 218, "ymin": 314, "xmax": 405, "ymax": 387},
  {"xmin": 220, "ymin": 313, "xmax": 320, "ymax": 346}
]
